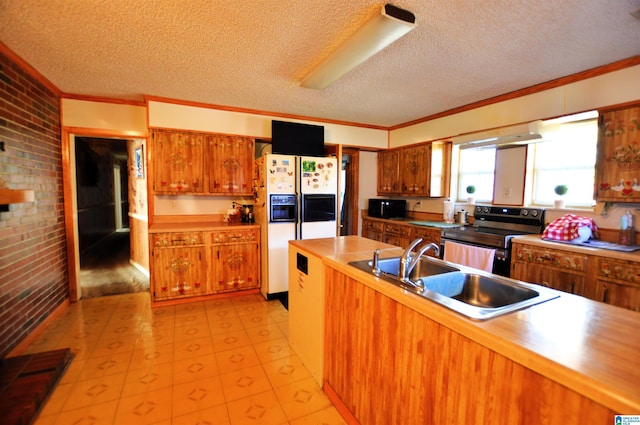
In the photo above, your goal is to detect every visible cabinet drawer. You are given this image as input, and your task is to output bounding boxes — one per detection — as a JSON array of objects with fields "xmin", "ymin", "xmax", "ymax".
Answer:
[
  {"xmin": 384, "ymin": 223, "xmax": 412, "ymax": 237},
  {"xmin": 598, "ymin": 258, "xmax": 640, "ymax": 286},
  {"xmin": 512, "ymin": 244, "xmax": 587, "ymax": 272},
  {"xmin": 411, "ymin": 227, "xmax": 441, "ymax": 242},
  {"xmin": 151, "ymin": 232, "xmax": 204, "ymax": 247},
  {"xmin": 211, "ymin": 229, "xmax": 259, "ymax": 244},
  {"xmin": 363, "ymin": 220, "xmax": 384, "ymax": 233}
]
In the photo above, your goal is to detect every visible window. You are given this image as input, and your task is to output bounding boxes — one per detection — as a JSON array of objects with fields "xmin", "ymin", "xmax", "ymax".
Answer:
[
  {"xmin": 457, "ymin": 147, "xmax": 496, "ymax": 202},
  {"xmin": 529, "ymin": 118, "xmax": 598, "ymax": 207},
  {"xmin": 453, "ymin": 111, "xmax": 598, "ymax": 206}
]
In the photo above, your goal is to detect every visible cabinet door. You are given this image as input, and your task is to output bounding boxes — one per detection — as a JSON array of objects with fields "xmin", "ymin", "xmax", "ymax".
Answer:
[
  {"xmin": 384, "ymin": 222, "xmax": 413, "ymax": 248},
  {"xmin": 150, "ymin": 232, "xmax": 207, "ymax": 300},
  {"xmin": 411, "ymin": 227, "xmax": 441, "ymax": 256},
  {"xmin": 208, "ymin": 135, "xmax": 255, "ymax": 195},
  {"xmin": 595, "ymin": 106, "xmax": 640, "ymax": 202},
  {"xmin": 211, "ymin": 229, "xmax": 260, "ymax": 292},
  {"xmin": 377, "ymin": 150, "xmax": 400, "ymax": 195},
  {"xmin": 383, "ymin": 234, "xmax": 412, "ymax": 248},
  {"xmin": 401, "ymin": 145, "xmax": 431, "ymax": 196},
  {"xmin": 595, "ymin": 280, "xmax": 640, "ymax": 312},
  {"xmin": 152, "ymin": 130, "xmax": 204, "ymax": 193},
  {"xmin": 362, "ymin": 219, "xmax": 384, "ymax": 242},
  {"xmin": 511, "ymin": 261, "xmax": 584, "ymax": 295},
  {"xmin": 594, "ymin": 257, "xmax": 640, "ymax": 311}
]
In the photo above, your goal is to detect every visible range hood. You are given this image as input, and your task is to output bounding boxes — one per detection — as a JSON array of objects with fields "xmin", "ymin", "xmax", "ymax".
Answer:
[{"xmin": 453, "ymin": 121, "xmax": 544, "ymax": 149}]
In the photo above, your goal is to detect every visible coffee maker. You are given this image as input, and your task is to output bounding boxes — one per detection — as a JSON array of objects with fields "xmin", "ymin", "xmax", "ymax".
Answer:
[{"xmin": 241, "ymin": 204, "xmax": 254, "ymax": 223}]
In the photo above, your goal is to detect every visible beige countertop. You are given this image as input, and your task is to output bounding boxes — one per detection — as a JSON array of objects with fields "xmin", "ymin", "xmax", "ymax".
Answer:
[
  {"xmin": 309, "ymin": 236, "xmax": 640, "ymax": 413},
  {"xmin": 289, "ymin": 235, "xmax": 399, "ymax": 259},
  {"xmin": 513, "ymin": 234, "xmax": 640, "ymax": 262}
]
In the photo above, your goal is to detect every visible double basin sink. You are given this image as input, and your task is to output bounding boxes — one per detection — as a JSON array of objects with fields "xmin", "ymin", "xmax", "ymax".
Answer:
[{"xmin": 348, "ymin": 254, "xmax": 559, "ymax": 320}]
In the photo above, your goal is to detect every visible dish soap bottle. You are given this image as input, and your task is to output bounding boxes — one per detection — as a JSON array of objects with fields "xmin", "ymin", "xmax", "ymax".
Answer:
[{"xmin": 620, "ymin": 210, "xmax": 635, "ymax": 246}]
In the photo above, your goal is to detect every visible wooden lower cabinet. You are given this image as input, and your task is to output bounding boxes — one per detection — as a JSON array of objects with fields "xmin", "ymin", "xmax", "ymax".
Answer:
[
  {"xmin": 361, "ymin": 218, "xmax": 383, "ymax": 242},
  {"xmin": 511, "ymin": 243, "xmax": 586, "ymax": 295},
  {"xmin": 324, "ymin": 268, "xmax": 614, "ymax": 424},
  {"xmin": 150, "ymin": 227, "xmax": 260, "ymax": 301},
  {"xmin": 512, "ymin": 241, "xmax": 640, "ymax": 311},
  {"xmin": 362, "ymin": 218, "xmax": 439, "ymax": 251},
  {"xmin": 211, "ymin": 229, "xmax": 260, "ymax": 292},
  {"xmin": 412, "ymin": 226, "xmax": 441, "ymax": 256},
  {"xmin": 594, "ymin": 257, "xmax": 640, "ymax": 311},
  {"xmin": 382, "ymin": 222, "xmax": 412, "ymax": 248},
  {"xmin": 150, "ymin": 232, "xmax": 208, "ymax": 300}
]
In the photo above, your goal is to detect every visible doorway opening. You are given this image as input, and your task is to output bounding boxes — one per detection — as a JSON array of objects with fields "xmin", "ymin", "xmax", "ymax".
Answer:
[
  {"xmin": 75, "ymin": 136, "xmax": 149, "ymax": 298},
  {"xmin": 340, "ymin": 149, "xmax": 360, "ymax": 236}
]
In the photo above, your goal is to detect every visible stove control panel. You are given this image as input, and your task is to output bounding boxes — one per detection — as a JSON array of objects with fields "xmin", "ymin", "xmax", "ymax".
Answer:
[{"xmin": 474, "ymin": 205, "xmax": 545, "ymax": 225}]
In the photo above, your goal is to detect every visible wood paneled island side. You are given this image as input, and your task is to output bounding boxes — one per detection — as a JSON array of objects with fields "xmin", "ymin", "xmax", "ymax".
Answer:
[{"xmin": 306, "ymin": 236, "xmax": 640, "ymax": 424}]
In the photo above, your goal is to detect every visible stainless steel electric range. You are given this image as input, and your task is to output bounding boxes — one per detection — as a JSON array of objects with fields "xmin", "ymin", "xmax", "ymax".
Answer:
[{"xmin": 440, "ymin": 205, "xmax": 546, "ymax": 277}]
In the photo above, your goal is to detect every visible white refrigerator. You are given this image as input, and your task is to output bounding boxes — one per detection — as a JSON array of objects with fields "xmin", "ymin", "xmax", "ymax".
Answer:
[{"xmin": 254, "ymin": 154, "xmax": 338, "ymax": 298}]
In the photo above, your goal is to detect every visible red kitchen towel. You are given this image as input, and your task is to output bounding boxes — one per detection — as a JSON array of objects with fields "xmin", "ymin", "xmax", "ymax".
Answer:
[{"xmin": 542, "ymin": 214, "xmax": 599, "ymax": 241}]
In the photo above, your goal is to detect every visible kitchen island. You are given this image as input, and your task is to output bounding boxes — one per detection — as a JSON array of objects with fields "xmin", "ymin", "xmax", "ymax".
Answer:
[{"xmin": 302, "ymin": 236, "xmax": 640, "ymax": 424}]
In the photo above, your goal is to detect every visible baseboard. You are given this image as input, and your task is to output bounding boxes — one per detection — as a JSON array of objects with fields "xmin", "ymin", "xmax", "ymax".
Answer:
[
  {"xmin": 129, "ymin": 260, "xmax": 150, "ymax": 277},
  {"xmin": 323, "ymin": 380, "xmax": 360, "ymax": 425},
  {"xmin": 6, "ymin": 299, "xmax": 70, "ymax": 358}
]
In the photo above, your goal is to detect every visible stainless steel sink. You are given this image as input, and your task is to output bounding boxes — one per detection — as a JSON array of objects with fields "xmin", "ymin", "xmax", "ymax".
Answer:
[
  {"xmin": 351, "ymin": 256, "xmax": 459, "ymax": 280},
  {"xmin": 348, "ymin": 255, "xmax": 560, "ymax": 320}
]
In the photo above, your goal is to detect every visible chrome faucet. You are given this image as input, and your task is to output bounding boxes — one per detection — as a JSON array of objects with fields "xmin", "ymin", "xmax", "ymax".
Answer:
[
  {"xmin": 372, "ymin": 249, "xmax": 381, "ymax": 276},
  {"xmin": 399, "ymin": 239, "xmax": 440, "ymax": 288}
]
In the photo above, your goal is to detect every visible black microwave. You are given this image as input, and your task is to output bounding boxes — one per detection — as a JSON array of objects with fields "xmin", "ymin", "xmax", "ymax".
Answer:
[{"xmin": 368, "ymin": 199, "xmax": 406, "ymax": 219}]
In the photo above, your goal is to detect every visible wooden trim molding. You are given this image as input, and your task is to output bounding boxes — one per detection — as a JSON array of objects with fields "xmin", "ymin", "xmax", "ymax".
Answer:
[
  {"xmin": 61, "ymin": 93, "xmax": 146, "ymax": 107},
  {"xmin": 144, "ymin": 95, "xmax": 388, "ymax": 131},
  {"xmin": 63, "ymin": 126, "xmax": 148, "ymax": 138},
  {"xmin": 0, "ymin": 41, "xmax": 61, "ymax": 96}
]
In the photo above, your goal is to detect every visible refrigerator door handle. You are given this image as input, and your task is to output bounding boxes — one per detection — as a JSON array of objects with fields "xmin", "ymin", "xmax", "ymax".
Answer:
[{"xmin": 296, "ymin": 193, "xmax": 302, "ymax": 239}]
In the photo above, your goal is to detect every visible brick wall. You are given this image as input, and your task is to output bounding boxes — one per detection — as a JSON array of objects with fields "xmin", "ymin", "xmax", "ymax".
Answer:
[{"xmin": 0, "ymin": 49, "xmax": 66, "ymax": 358}]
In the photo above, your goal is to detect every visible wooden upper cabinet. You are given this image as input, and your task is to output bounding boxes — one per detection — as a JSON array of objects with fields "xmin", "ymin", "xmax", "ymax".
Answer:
[
  {"xmin": 152, "ymin": 130, "xmax": 205, "ymax": 194},
  {"xmin": 151, "ymin": 130, "xmax": 255, "ymax": 196},
  {"xmin": 377, "ymin": 142, "xmax": 449, "ymax": 197},
  {"xmin": 208, "ymin": 135, "xmax": 254, "ymax": 195},
  {"xmin": 377, "ymin": 150, "xmax": 400, "ymax": 195},
  {"xmin": 595, "ymin": 105, "xmax": 640, "ymax": 202},
  {"xmin": 400, "ymin": 144, "xmax": 431, "ymax": 196}
]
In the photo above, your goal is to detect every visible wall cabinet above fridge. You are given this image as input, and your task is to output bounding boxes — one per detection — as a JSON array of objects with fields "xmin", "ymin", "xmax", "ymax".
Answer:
[
  {"xmin": 595, "ymin": 104, "xmax": 640, "ymax": 202},
  {"xmin": 376, "ymin": 141, "xmax": 451, "ymax": 197}
]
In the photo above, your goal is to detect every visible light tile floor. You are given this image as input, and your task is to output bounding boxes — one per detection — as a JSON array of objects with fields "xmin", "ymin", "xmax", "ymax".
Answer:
[{"xmin": 20, "ymin": 292, "xmax": 347, "ymax": 425}]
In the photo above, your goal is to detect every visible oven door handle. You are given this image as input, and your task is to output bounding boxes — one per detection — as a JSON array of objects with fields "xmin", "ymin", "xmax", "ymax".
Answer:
[{"xmin": 440, "ymin": 238, "xmax": 507, "ymax": 260}]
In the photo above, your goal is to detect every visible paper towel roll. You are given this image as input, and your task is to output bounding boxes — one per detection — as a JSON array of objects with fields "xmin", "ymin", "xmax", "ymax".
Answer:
[{"xmin": 443, "ymin": 200, "xmax": 454, "ymax": 223}]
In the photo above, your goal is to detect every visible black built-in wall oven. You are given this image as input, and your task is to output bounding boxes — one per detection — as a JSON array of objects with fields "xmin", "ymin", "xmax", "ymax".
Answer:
[
  {"xmin": 302, "ymin": 194, "xmax": 336, "ymax": 222},
  {"xmin": 270, "ymin": 194, "xmax": 296, "ymax": 222}
]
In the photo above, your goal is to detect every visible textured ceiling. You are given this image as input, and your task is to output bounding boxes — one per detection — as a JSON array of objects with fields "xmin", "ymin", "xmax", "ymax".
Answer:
[{"xmin": 1, "ymin": 0, "xmax": 640, "ymax": 127}]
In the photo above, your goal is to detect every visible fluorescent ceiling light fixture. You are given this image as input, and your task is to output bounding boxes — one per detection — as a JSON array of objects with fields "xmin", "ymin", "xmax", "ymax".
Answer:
[{"xmin": 300, "ymin": 4, "xmax": 416, "ymax": 90}]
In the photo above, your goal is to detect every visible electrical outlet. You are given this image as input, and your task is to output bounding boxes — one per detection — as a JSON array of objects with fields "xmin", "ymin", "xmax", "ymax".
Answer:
[{"xmin": 503, "ymin": 187, "xmax": 512, "ymax": 198}]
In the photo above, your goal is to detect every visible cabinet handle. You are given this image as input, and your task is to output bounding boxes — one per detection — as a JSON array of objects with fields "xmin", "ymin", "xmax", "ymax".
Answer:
[
  {"xmin": 570, "ymin": 282, "xmax": 575, "ymax": 294},
  {"xmin": 602, "ymin": 286, "xmax": 609, "ymax": 303}
]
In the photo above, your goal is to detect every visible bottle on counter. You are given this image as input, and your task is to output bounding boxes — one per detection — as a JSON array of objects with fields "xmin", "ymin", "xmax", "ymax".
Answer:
[{"xmin": 620, "ymin": 210, "xmax": 635, "ymax": 246}]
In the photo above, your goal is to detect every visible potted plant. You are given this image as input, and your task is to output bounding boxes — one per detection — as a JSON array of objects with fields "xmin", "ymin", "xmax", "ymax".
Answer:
[
  {"xmin": 554, "ymin": 184, "xmax": 568, "ymax": 208},
  {"xmin": 466, "ymin": 185, "xmax": 476, "ymax": 204}
]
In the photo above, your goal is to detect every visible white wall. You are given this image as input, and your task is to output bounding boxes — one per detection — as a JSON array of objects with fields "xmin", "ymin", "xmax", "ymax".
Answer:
[
  {"xmin": 389, "ymin": 65, "xmax": 640, "ymax": 148},
  {"xmin": 358, "ymin": 151, "xmax": 378, "ymax": 235},
  {"xmin": 61, "ymin": 99, "xmax": 147, "ymax": 133},
  {"xmin": 148, "ymin": 100, "xmax": 389, "ymax": 216},
  {"xmin": 148, "ymin": 101, "xmax": 388, "ymax": 148}
]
